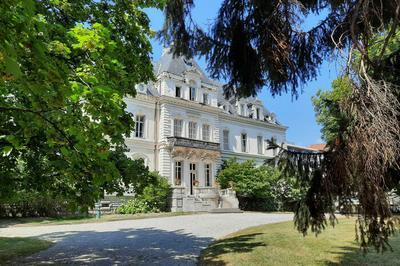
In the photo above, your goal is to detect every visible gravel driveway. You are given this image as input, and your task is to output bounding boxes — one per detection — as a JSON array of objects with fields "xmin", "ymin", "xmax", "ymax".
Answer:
[{"xmin": 1, "ymin": 212, "xmax": 292, "ymax": 265}]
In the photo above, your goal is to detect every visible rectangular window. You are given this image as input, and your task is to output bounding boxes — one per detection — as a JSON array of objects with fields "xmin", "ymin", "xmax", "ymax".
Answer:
[
  {"xmin": 175, "ymin": 161, "xmax": 182, "ymax": 186},
  {"xmin": 271, "ymin": 137, "xmax": 278, "ymax": 156},
  {"xmin": 174, "ymin": 119, "xmax": 183, "ymax": 137},
  {"xmin": 257, "ymin": 136, "xmax": 263, "ymax": 154},
  {"xmin": 135, "ymin": 115, "xmax": 145, "ymax": 138},
  {"xmin": 223, "ymin": 130, "xmax": 229, "ymax": 150},
  {"xmin": 175, "ymin": 86, "xmax": 181, "ymax": 98},
  {"xmin": 190, "ymin": 87, "xmax": 196, "ymax": 101},
  {"xmin": 203, "ymin": 93, "xmax": 208, "ymax": 105},
  {"xmin": 241, "ymin": 133, "xmax": 247, "ymax": 152},
  {"xmin": 256, "ymin": 108, "xmax": 260, "ymax": 120},
  {"xmin": 188, "ymin": 121, "xmax": 197, "ymax": 139},
  {"xmin": 205, "ymin": 163, "xmax": 211, "ymax": 187},
  {"xmin": 202, "ymin": 124, "xmax": 210, "ymax": 141},
  {"xmin": 240, "ymin": 104, "xmax": 245, "ymax": 116}
]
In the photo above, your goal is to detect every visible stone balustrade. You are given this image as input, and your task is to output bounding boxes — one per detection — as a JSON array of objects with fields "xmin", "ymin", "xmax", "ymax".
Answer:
[{"xmin": 167, "ymin": 136, "xmax": 220, "ymax": 151}]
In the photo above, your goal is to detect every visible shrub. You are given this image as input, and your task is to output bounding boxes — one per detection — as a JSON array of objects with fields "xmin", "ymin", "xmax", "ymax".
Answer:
[
  {"xmin": 217, "ymin": 158, "xmax": 301, "ymax": 211},
  {"xmin": 117, "ymin": 172, "xmax": 171, "ymax": 214},
  {"xmin": 0, "ymin": 192, "xmax": 73, "ymax": 218},
  {"xmin": 116, "ymin": 198, "xmax": 158, "ymax": 214}
]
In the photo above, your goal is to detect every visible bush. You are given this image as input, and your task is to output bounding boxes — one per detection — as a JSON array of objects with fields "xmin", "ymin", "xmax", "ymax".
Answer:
[
  {"xmin": 0, "ymin": 192, "xmax": 73, "ymax": 218},
  {"xmin": 117, "ymin": 172, "xmax": 171, "ymax": 214},
  {"xmin": 217, "ymin": 158, "xmax": 301, "ymax": 211},
  {"xmin": 116, "ymin": 198, "xmax": 158, "ymax": 214}
]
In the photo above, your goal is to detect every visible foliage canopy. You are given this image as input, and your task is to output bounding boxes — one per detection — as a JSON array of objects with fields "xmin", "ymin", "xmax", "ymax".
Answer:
[{"xmin": 0, "ymin": 0, "xmax": 165, "ymax": 209}]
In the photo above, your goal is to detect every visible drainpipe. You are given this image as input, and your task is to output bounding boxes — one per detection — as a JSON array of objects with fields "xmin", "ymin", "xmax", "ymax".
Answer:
[{"xmin": 154, "ymin": 97, "xmax": 160, "ymax": 171}]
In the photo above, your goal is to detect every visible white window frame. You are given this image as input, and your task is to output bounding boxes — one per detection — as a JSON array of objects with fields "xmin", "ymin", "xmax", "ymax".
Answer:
[
  {"xmin": 202, "ymin": 124, "xmax": 210, "ymax": 141},
  {"xmin": 257, "ymin": 136, "xmax": 263, "ymax": 154},
  {"xmin": 241, "ymin": 133, "xmax": 247, "ymax": 152},
  {"xmin": 240, "ymin": 104, "xmax": 245, "ymax": 116},
  {"xmin": 174, "ymin": 161, "xmax": 183, "ymax": 186},
  {"xmin": 190, "ymin": 87, "xmax": 196, "ymax": 101},
  {"xmin": 174, "ymin": 119, "xmax": 183, "ymax": 137},
  {"xmin": 202, "ymin": 93, "xmax": 209, "ymax": 105},
  {"xmin": 175, "ymin": 86, "xmax": 181, "ymax": 98},
  {"xmin": 205, "ymin": 163, "xmax": 212, "ymax": 187},
  {"xmin": 188, "ymin": 121, "xmax": 197, "ymax": 139},
  {"xmin": 135, "ymin": 115, "xmax": 145, "ymax": 138},
  {"xmin": 223, "ymin": 130, "xmax": 229, "ymax": 150},
  {"xmin": 256, "ymin": 108, "xmax": 260, "ymax": 120}
]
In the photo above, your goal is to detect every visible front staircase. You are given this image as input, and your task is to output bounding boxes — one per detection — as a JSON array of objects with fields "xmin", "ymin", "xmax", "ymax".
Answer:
[{"xmin": 171, "ymin": 187, "xmax": 242, "ymax": 213}]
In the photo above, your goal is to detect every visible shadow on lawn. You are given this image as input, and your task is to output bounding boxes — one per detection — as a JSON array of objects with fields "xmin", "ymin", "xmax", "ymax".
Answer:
[
  {"xmin": 322, "ymin": 234, "xmax": 400, "ymax": 266},
  {"xmin": 198, "ymin": 233, "xmax": 266, "ymax": 266},
  {"xmin": 13, "ymin": 227, "xmax": 214, "ymax": 265}
]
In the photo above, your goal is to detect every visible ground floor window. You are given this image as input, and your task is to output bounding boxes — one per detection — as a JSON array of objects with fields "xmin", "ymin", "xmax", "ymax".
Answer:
[
  {"xmin": 175, "ymin": 161, "xmax": 182, "ymax": 186},
  {"xmin": 205, "ymin": 163, "xmax": 211, "ymax": 187}
]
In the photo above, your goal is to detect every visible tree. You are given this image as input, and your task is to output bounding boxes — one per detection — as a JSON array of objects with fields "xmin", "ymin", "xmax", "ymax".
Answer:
[
  {"xmin": 217, "ymin": 158, "xmax": 301, "ymax": 211},
  {"xmin": 312, "ymin": 76, "xmax": 353, "ymax": 145},
  {"xmin": 0, "ymin": 0, "xmax": 165, "ymax": 210},
  {"xmin": 160, "ymin": 0, "xmax": 400, "ymax": 250}
]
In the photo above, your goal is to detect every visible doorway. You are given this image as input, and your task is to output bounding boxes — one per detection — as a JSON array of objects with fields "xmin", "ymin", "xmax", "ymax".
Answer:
[{"xmin": 189, "ymin": 163, "xmax": 197, "ymax": 195}]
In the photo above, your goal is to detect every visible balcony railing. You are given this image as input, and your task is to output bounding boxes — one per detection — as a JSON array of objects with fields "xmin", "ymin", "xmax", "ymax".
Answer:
[{"xmin": 167, "ymin": 136, "xmax": 220, "ymax": 151}]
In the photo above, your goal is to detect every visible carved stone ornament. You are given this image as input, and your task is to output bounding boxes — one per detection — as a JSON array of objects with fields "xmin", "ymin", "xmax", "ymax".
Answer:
[{"xmin": 171, "ymin": 146, "xmax": 220, "ymax": 160}]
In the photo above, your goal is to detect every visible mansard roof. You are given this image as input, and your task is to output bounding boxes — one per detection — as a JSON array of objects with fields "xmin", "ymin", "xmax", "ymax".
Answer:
[{"xmin": 154, "ymin": 48, "xmax": 219, "ymax": 87}]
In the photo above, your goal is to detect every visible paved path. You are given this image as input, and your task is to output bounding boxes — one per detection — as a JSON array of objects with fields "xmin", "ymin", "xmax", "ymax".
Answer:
[{"xmin": 1, "ymin": 212, "xmax": 292, "ymax": 265}]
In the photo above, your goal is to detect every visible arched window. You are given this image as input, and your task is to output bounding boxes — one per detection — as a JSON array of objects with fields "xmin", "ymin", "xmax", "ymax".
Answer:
[{"xmin": 131, "ymin": 153, "xmax": 149, "ymax": 167}]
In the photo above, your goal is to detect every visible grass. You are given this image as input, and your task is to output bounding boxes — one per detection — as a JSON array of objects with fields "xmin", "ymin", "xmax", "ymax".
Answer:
[
  {"xmin": 0, "ymin": 237, "xmax": 53, "ymax": 265},
  {"xmin": 199, "ymin": 218, "xmax": 400, "ymax": 266},
  {"xmin": 0, "ymin": 211, "xmax": 193, "ymax": 227}
]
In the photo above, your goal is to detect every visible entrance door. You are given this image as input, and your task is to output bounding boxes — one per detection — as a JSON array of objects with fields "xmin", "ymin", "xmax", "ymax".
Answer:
[{"xmin": 189, "ymin": 163, "xmax": 197, "ymax": 195}]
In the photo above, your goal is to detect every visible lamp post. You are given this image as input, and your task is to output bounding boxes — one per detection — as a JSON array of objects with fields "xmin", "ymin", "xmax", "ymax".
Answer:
[{"xmin": 95, "ymin": 202, "xmax": 101, "ymax": 219}]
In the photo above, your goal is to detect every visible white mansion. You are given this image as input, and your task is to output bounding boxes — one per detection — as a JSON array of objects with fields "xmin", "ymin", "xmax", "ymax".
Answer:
[{"xmin": 124, "ymin": 49, "xmax": 288, "ymax": 212}]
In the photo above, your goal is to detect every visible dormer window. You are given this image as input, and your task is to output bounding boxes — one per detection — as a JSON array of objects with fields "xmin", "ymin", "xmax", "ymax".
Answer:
[
  {"xmin": 135, "ymin": 115, "xmax": 145, "ymax": 138},
  {"xmin": 190, "ymin": 87, "xmax": 196, "ymax": 101},
  {"xmin": 256, "ymin": 108, "xmax": 260, "ymax": 120},
  {"xmin": 175, "ymin": 86, "xmax": 181, "ymax": 98},
  {"xmin": 241, "ymin": 133, "xmax": 247, "ymax": 152},
  {"xmin": 203, "ymin": 93, "xmax": 208, "ymax": 105},
  {"xmin": 240, "ymin": 104, "xmax": 245, "ymax": 116}
]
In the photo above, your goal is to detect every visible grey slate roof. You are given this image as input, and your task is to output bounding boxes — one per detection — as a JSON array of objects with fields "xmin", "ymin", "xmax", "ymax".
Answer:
[{"xmin": 153, "ymin": 48, "xmax": 220, "ymax": 87}]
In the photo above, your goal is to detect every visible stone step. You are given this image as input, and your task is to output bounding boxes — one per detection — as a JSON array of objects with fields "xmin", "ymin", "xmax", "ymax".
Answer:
[{"xmin": 208, "ymin": 208, "xmax": 243, "ymax": 213}]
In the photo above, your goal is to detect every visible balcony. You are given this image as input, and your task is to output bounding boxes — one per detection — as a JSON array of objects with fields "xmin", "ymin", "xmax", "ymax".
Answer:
[{"xmin": 167, "ymin": 136, "xmax": 220, "ymax": 151}]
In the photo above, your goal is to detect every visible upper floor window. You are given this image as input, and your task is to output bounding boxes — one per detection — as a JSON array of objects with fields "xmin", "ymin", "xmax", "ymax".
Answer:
[
  {"xmin": 271, "ymin": 137, "xmax": 278, "ymax": 156},
  {"xmin": 202, "ymin": 124, "xmax": 210, "ymax": 141},
  {"xmin": 190, "ymin": 87, "xmax": 196, "ymax": 101},
  {"xmin": 174, "ymin": 119, "xmax": 183, "ymax": 137},
  {"xmin": 203, "ymin": 93, "xmax": 209, "ymax": 105},
  {"xmin": 174, "ymin": 161, "xmax": 183, "ymax": 186},
  {"xmin": 175, "ymin": 86, "xmax": 181, "ymax": 98},
  {"xmin": 205, "ymin": 163, "xmax": 211, "ymax": 187},
  {"xmin": 240, "ymin": 104, "xmax": 245, "ymax": 116},
  {"xmin": 241, "ymin": 133, "xmax": 247, "ymax": 152},
  {"xmin": 257, "ymin": 136, "xmax": 263, "ymax": 154},
  {"xmin": 256, "ymin": 108, "xmax": 260, "ymax": 120},
  {"xmin": 223, "ymin": 130, "xmax": 229, "ymax": 150},
  {"xmin": 135, "ymin": 115, "xmax": 145, "ymax": 138},
  {"xmin": 188, "ymin": 121, "xmax": 197, "ymax": 139}
]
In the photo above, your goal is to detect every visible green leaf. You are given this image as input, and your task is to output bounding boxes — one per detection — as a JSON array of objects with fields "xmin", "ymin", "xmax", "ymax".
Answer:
[{"xmin": 2, "ymin": 146, "xmax": 13, "ymax": 157}]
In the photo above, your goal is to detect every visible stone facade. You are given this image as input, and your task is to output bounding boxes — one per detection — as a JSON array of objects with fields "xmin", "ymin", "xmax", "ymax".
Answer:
[{"xmin": 124, "ymin": 48, "xmax": 288, "ymax": 212}]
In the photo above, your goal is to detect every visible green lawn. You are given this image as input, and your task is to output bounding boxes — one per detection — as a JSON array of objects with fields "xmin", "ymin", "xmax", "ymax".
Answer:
[
  {"xmin": 0, "ymin": 211, "xmax": 192, "ymax": 227},
  {"xmin": 199, "ymin": 218, "xmax": 400, "ymax": 266},
  {"xmin": 0, "ymin": 237, "xmax": 53, "ymax": 264}
]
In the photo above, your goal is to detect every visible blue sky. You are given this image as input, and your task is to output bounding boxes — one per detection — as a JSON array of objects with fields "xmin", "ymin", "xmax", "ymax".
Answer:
[{"xmin": 145, "ymin": 2, "xmax": 341, "ymax": 147}]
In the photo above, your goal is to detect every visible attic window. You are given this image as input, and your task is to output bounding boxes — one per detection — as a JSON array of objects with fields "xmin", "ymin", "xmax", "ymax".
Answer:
[
  {"xmin": 175, "ymin": 86, "xmax": 181, "ymax": 98},
  {"xmin": 183, "ymin": 58, "xmax": 193, "ymax": 67}
]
